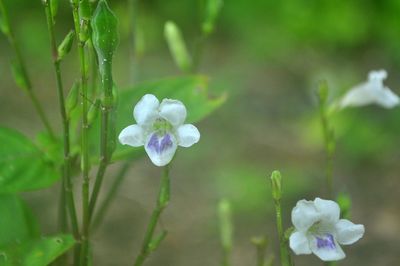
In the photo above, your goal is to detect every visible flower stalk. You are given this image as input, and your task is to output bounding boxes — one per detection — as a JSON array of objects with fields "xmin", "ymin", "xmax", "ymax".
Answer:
[
  {"xmin": 70, "ymin": 0, "xmax": 91, "ymax": 264},
  {"xmin": 134, "ymin": 166, "xmax": 171, "ymax": 266},
  {"xmin": 42, "ymin": 0, "xmax": 79, "ymax": 243},
  {"xmin": 218, "ymin": 199, "xmax": 233, "ymax": 266},
  {"xmin": 317, "ymin": 81, "xmax": 335, "ymax": 198},
  {"xmin": 270, "ymin": 171, "xmax": 292, "ymax": 266},
  {"xmin": 0, "ymin": 0, "xmax": 55, "ymax": 139}
]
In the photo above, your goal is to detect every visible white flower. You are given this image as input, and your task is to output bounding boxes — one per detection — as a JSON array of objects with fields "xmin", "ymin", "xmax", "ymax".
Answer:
[
  {"xmin": 118, "ymin": 94, "xmax": 200, "ymax": 166},
  {"xmin": 289, "ymin": 198, "xmax": 365, "ymax": 261},
  {"xmin": 340, "ymin": 69, "xmax": 399, "ymax": 108}
]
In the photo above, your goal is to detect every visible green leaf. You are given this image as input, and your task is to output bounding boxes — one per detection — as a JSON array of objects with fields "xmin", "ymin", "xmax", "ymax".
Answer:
[
  {"xmin": 0, "ymin": 234, "xmax": 75, "ymax": 266},
  {"xmin": 0, "ymin": 194, "xmax": 39, "ymax": 246},
  {"xmin": 0, "ymin": 127, "xmax": 60, "ymax": 193},
  {"xmin": 97, "ymin": 75, "xmax": 226, "ymax": 161}
]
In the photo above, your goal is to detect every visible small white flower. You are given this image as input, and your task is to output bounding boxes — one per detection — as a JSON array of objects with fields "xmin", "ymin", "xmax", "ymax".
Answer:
[
  {"xmin": 289, "ymin": 198, "xmax": 365, "ymax": 261},
  {"xmin": 340, "ymin": 69, "xmax": 400, "ymax": 108},
  {"xmin": 118, "ymin": 94, "xmax": 200, "ymax": 166}
]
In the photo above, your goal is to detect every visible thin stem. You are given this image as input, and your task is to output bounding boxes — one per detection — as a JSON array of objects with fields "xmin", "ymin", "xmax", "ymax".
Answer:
[
  {"xmin": 134, "ymin": 166, "xmax": 171, "ymax": 266},
  {"xmin": 43, "ymin": 0, "xmax": 80, "ymax": 239},
  {"xmin": 70, "ymin": 1, "xmax": 90, "ymax": 264},
  {"xmin": 92, "ymin": 161, "xmax": 131, "ymax": 230},
  {"xmin": 273, "ymin": 199, "xmax": 292, "ymax": 266},
  {"xmin": 0, "ymin": 0, "xmax": 55, "ymax": 139},
  {"xmin": 318, "ymin": 97, "xmax": 335, "ymax": 198},
  {"xmin": 88, "ymin": 57, "xmax": 115, "ymax": 222}
]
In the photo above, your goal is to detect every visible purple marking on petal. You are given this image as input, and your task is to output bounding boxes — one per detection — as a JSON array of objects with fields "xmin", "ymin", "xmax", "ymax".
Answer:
[
  {"xmin": 316, "ymin": 234, "xmax": 336, "ymax": 249},
  {"xmin": 147, "ymin": 133, "xmax": 173, "ymax": 154}
]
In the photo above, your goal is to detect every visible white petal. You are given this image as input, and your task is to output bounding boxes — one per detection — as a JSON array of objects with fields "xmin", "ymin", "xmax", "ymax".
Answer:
[
  {"xmin": 340, "ymin": 83, "xmax": 378, "ymax": 108},
  {"xmin": 314, "ymin": 198, "xmax": 340, "ymax": 224},
  {"xmin": 177, "ymin": 124, "xmax": 200, "ymax": 147},
  {"xmin": 375, "ymin": 87, "xmax": 400, "ymax": 108},
  {"xmin": 134, "ymin": 94, "xmax": 160, "ymax": 126},
  {"xmin": 368, "ymin": 69, "xmax": 387, "ymax": 81},
  {"xmin": 118, "ymin": 125, "xmax": 144, "ymax": 147},
  {"xmin": 291, "ymin": 199, "xmax": 320, "ymax": 231},
  {"xmin": 309, "ymin": 234, "xmax": 346, "ymax": 261},
  {"xmin": 335, "ymin": 219, "xmax": 365, "ymax": 245},
  {"xmin": 144, "ymin": 132, "xmax": 178, "ymax": 166},
  {"xmin": 159, "ymin": 99, "xmax": 187, "ymax": 127},
  {"xmin": 289, "ymin": 231, "xmax": 312, "ymax": 255}
]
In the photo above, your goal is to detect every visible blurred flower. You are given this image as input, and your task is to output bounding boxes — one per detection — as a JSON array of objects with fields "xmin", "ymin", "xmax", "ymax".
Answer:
[
  {"xmin": 340, "ymin": 70, "xmax": 399, "ymax": 108},
  {"xmin": 289, "ymin": 198, "xmax": 364, "ymax": 261},
  {"xmin": 118, "ymin": 94, "xmax": 200, "ymax": 166}
]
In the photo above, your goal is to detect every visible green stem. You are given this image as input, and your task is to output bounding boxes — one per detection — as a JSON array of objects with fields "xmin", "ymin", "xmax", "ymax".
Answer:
[
  {"xmin": 92, "ymin": 161, "xmax": 131, "ymax": 230},
  {"xmin": 134, "ymin": 166, "xmax": 171, "ymax": 266},
  {"xmin": 43, "ymin": 0, "xmax": 80, "ymax": 246},
  {"xmin": 273, "ymin": 199, "xmax": 292, "ymax": 266},
  {"xmin": 318, "ymin": 99, "xmax": 334, "ymax": 198},
  {"xmin": 70, "ymin": 1, "xmax": 90, "ymax": 264},
  {"xmin": 88, "ymin": 58, "xmax": 115, "ymax": 222},
  {"xmin": 0, "ymin": 0, "xmax": 55, "ymax": 139}
]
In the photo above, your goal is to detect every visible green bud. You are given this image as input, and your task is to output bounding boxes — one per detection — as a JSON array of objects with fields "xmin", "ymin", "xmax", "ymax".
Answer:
[
  {"xmin": 87, "ymin": 99, "xmax": 100, "ymax": 125},
  {"xmin": 218, "ymin": 199, "xmax": 233, "ymax": 251},
  {"xmin": 91, "ymin": 0, "xmax": 119, "ymax": 69},
  {"xmin": 164, "ymin": 21, "xmax": 192, "ymax": 72},
  {"xmin": 79, "ymin": 0, "xmax": 91, "ymax": 20},
  {"xmin": 251, "ymin": 236, "xmax": 267, "ymax": 248},
  {"xmin": 202, "ymin": 0, "xmax": 223, "ymax": 35},
  {"xmin": 66, "ymin": 81, "xmax": 80, "ymax": 116},
  {"xmin": 270, "ymin": 170, "xmax": 282, "ymax": 200},
  {"xmin": 11, "ymin": 60, "xmax": 30, "ymax": 91},
  {"xmin": 57, "ymin": 30, "xmax": 75, "ymax": 61},
  {"xmin": 50, "ymin": 0, "xmax": 59, "ymax": 22}
]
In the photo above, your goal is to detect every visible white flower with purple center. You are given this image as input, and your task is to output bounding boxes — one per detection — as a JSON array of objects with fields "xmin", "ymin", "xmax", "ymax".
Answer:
[
  {"xmin": 289, "ymin": 198, "xmax": 365, "ymax": 261},
  {"xmin": 118, "ymin": 94, "xmax": 200, "ymax": 166},
  {"xmin": 340, "ymin": 69, "xmax": 400, "ymax": 108}
]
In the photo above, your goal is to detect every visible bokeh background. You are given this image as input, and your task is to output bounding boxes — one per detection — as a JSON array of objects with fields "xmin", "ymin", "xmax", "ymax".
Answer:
[{"xmin": 1, "ymin": 0, "xmax": 400, "ymax": 265}]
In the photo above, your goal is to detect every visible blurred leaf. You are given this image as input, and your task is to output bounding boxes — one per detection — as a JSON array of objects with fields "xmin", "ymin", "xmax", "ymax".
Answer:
[
  {"xmin": 0, "ymin": 234, "xmax": 75, "ymax": 266},
  {"xmin": 0, "ymin": 127, "xmax": 60, "ymax": 193},
  {"xmin": 0, "ymin": 194, "xmax": 39, "ymax": 246},
  {"xmin": 89, "ymin": 75, "xmax": 226, "ymax": 161}
]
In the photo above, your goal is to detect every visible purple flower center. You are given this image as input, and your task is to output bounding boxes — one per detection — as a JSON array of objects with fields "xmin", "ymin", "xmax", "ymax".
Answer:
[
  {"xmin": 316, "ymin": 234, "xmax": 335, "ymax": 249},
  {"xmin": 147, "ymin": 133, "xmax": 173, "ymax": 154}
]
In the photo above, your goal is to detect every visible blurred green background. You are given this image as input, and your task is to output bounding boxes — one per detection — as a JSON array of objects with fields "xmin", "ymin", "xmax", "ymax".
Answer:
[{"xmin": 1, "ymin": 0, "xmax": 400, "ymax": 265}]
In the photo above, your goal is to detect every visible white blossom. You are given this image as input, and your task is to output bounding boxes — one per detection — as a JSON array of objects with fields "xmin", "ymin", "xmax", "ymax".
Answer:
[
  {"xmin": 118, "ymin": 94, "xmax": 200, "ymax": 166},
  {"xmin": 289, "ymin": 198, "xmax": 365, "ymax": 261},
  {"xmin": 340, "ymin": 70, "xmax": 399, "ymax": 108}
]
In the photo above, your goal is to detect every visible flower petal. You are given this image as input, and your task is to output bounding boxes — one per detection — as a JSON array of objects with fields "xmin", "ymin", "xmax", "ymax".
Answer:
[
  {"xmin": 118, "ymin": 125, "xmax": 144, "ymax": 147},
  {"xmin": 289, "ymin": 231, "xmax": 312, "ymax": 255},
  {"xmin": 314, "ymin": 198, "xmax": 340, "ymax": 224},
  {"xmin": 335, "ymin": 219, "xmax": 365, "ymax": 245},
  {"xmin": 177, "ymin": 124, "xmax": 200, "ymax": 147},
  {"xmin": 375, "ymin": 87, "xmax": 400, "ymax": 108},
  {"xmin": 144, "ymin": 132, "xmax": 178, "ymax": 166},
  {"xmin": 134, "ymin": 94, "xmax": 160, "ymax": 126},
  {"xmin": 291, "ymin": 199, "xmax": 320, "ymax": 231},
  {"xmin": 309, "ymin": 234, "xmax": 345, "ymax": 261},
  {"xmin": 159, "ymin": 99, "xmax": 187, "ymax": 127},
  {"xmin": 368, "ymin": 69, "xmax": 387, "ymax": 81},
  {"xmin": 340, "ymin": 83, "xmax": 377, "ymax": 108}
]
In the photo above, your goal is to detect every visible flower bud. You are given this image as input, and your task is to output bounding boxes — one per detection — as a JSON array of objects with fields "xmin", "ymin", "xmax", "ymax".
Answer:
[
  {"xmin": 66, "ymin": 81, "xmax": 80, "ymax": 116},
  {"xmin": 91, "ymin": 0, "xmax": 119, "ymax": 70},
  {"xmin": 270, "ymin": 170, "xmax": 282, "ymax": 200},
  {"xmin": 57, "ymin": 30, "xmax": 75, "ymax": 61},
  {"xmin": 202, "ymin": 0, "xmax": 223, "ymax": 35},
  {"xmin": 164, "ymin": 21, "xmax": 192, "ymax": 72},
  {"xmin": 79, "ymin": 18, "xmax": 90, "ymax": 43},
  {"xmin": 50, "ymin": 0, "xmax": 59, "ymax": 22}
]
